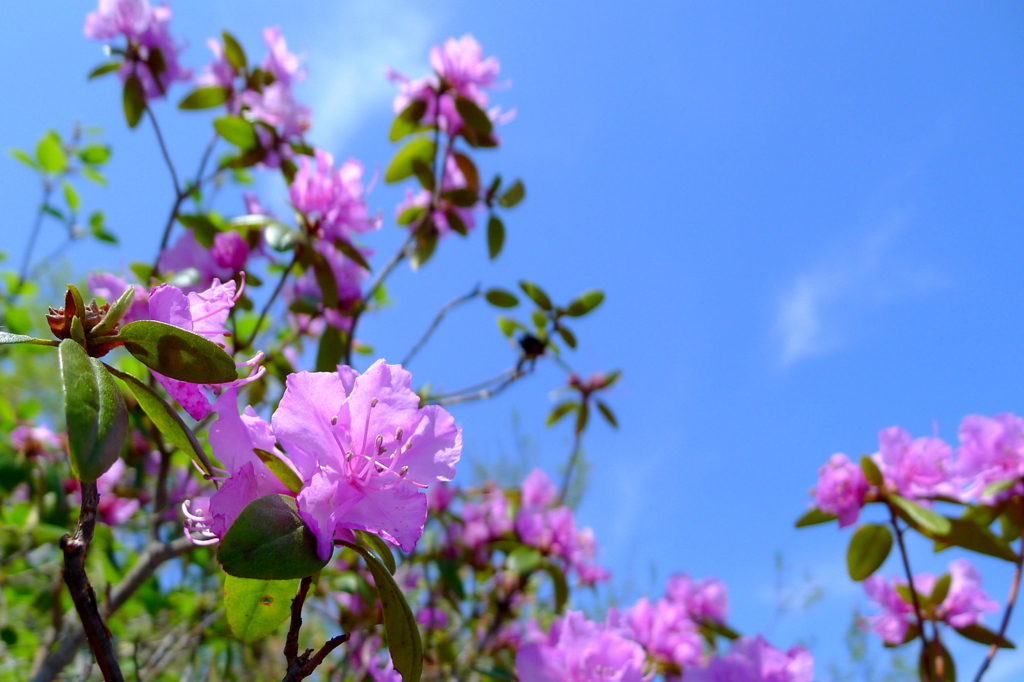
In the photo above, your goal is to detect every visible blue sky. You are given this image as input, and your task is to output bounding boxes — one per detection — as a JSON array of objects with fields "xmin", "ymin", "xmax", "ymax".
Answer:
[{"xmin": 3, "ymin": 1, "xmax": 1024, "ymax": 678}]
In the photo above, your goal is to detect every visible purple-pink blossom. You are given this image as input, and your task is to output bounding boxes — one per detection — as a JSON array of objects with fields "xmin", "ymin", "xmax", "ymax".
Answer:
[
  {"xmin": 395, "ymin": 153, "xmax": 477, "ymax": 238},
  {"xmin": 665, "ymin": 573, "xmax": 729, "ymax": 624},
  {"xmin": 623, "ymin": 597, "xmax": 702, "ymax": 669},
  {"xmin": 682, "ymin": 636, "xmax": 813, "ymax": 682},
  {"xmin": 516, "ymin": 611, "xmax": 649, "ymax": 682},
  {"xmin": 289, "ymin": 150, "xmax": 380, "ymax": 242},
  {"xmin": 87, "ymin": 273, "xmax": 150, "ymax": 324},
  {"xmin": 812, "ymin": 453, "xmax": 870, "ymax": 528},
  {"xmin": 9, "ymin": 424, "xmax": 63, "ymax": 458},
  {"xmin": 84, "ymin": 0, "xmax": 191, "ymax": 100},
  {"xmin": 286, "ymin": 240, "xmax": 370, "ymax": 332},
  {"xmin": 68, "ymin": 458, "xmax": 140, "ymax": 526},
  {"xmin": 874, "ymin": 426, "xmax": 959, "ymax": 502},
  {"xmin": 957, "ymin": 413, "xmax": 1024, "ymax": 501},
  {"xmin": 939, "ymin": 559, "xmax": 999, "ymax": 628},
  {"xmin": 157, "ymin": 231, "xmax": 250, "ymax": 292},
  {"xmin": 861, "ymin": 574, "xmax": 915, "ymax": 645}
]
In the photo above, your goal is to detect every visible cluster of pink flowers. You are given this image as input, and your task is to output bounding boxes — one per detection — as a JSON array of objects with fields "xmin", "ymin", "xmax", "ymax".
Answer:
[
  {"xmin": 8, "ymin": 424, "xmax": 64, "ymax": 459},
  {"xmin": 812, "ymin": 414, "xmax": 1024, "ymax": 527},
  {"xmin": 387, "ymin": 35, "xmax": 509, "ymax": 138},
  {"xmin": 183, "ymin": 360, "xmax": 462, "ymax": 559},
  {"xmin": 395, "ymin": 153, "xmax": 477, "ymax": 238},
  {"xmin": 861, "ymin": 559, "xmax": 999, "ymax": 645},
  {"xmin": 157, "ymin": 231, "xmax": 252, "ymax": 292},
  {"xmin": 199, "ymin": 26, "xmax": 312, "ymax": 168},
  {"xmin": 682, "ymin": 636, "xmax": 813, "ymax": 682},
  {"xmin": 84, "ymin": 0, "xmax": 191, "ymax": 100}
]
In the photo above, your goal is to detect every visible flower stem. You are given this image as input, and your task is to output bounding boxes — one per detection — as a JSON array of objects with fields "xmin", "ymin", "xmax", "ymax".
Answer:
[
  {"xmin": 972, "ymin": 499, "xmax": 1024, "ymax": 682},
  {"xmin": 888, "ymin": 502, "xmax": 932, "ymax": 682}
]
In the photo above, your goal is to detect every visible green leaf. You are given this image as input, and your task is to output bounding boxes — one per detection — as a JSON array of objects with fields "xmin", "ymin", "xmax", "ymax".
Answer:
[
  {"xmin": 438, "ymin": 559, "xmax": 465, "ymax": 600},
  {"xmin": 846, "ymin": 523, "xmax": 893, "ymax": 581},
  {"xmin": 62, "ymin": 181, "xmax": 80, "ymax": 214},
  {"xmin": 397, "ymin": 206, "xmax": 425, "ymax": 226},
  {"xmin": 88, "ymin": 61, "xmax": 121, "ymax": 80},
  {"xmin": 222, "ymin": 31, "xmax": 247, "ymax": 71},
  {"xmin": 541, "ymin": 560, "xmax": 569, "ymax": 613},
  {"xmin": 497, "ymin": 316, "xmax": 523, "ymax": 338},
  {"xmin": 123, "ymin": 75, "xmax": 146, "ymax": 129},
  {"xmin": 264, "ymin": 222, "xmax": 301, "ymax": 251},
  {"xmin": 385, "ymin": 137, "xmax": 435, "ymax": 183},
  {"xmin": 485, "ymin": 288, "xmax": 519, "ymax": 308},
  {"xmin": 410, "ymin": 229, "xmax": 438, "ymax": 270},
  {"xmin": 224, "ymin": 575, "xmax": 298, "ymax": 644},
  {"xmin": 442, "ymin": 189, "xmax": 478, "ymax": 208},
  {"xmin": 81, "ymin": 167, "xmax": 107, "ymax": 186},
  {"xmin": 389, "ymin": 99, "xmax": 429, "ymax": 142},
  {"xmin": 934, "ymin": 517, "xmax": 1018, "ymax": 562},
  {"xmin": 557, "ymin": 325, "xmax": 577, "ymax": 349},
  {"xmin": 444, "ymin": 209, "xmax": 468, "ymax": 236},
  {"xmin": 116, "ymin": 320, "xmax": 238, "ymax": 384},
  {"xmin": 36, "ymin": 133, "xmax": 66, "ymax": 174},
  {"xmin": 214, "ymin": 116, "xmax": 258, "ymax": 150},
  {"xmin": 103, "ymin": 364, "xmax": 213, "ymax": 476},
  {"xmin": 315, "ymin": 325, "xmax": 345, "ymax": 373},
  {"xmin": 219, "ymin": 494, "xmax": 329, "ymax": 579},
  {"xmin": 860, "ymin": 456, "xmax": 884, "ymax": 487},
  {"xmin": 355, "ymin": 530, "xmax": 397, "ymax": 575},
  {"xmin": 177, "ymin": 214, "xmax": 219, "ymax": 248},
  {"xmin": 497, "ymin": 179, "xmax": 525, "ymax": 208},
  {"xmin": 487, "ymin": 215, "xmax": 505, "ymax": 260},
  {"xmin": 78, "ymin": 144, "xmax": 111, "ymax": 166},
  {"xmin": 59, "ymin": 340, "xmax": 127, "ymax": 482},
  {"xmin": 506, "ymin": 546, "xmax": 543, "ymax": 574},
  {"xmin": 929, "ymin": 573, "xmax": 952, "ymax": 606},
  {"xmin": 452, "ymin": 152, "xmax": 480, "ymax": 190},
  {"xmin": 795, "ymin": 507, "xmax": 838, "ymax": 528},
  {"xmin": 955, "ymin": 623, "xmax": 1015, "ymax": 649},
  {"xmin": 179, "ymin": 86, "xmax": 231, "ymax": 110},
  {"xmin": 454, "ymin": 97, "xmax": 493, "ymax": 135},
  {"xmin": 596, "ymin": 400, "xmax": 618, "ymax": 428},
  {"xmin": 0, "ymin": 332, "xmax": 58, "ymax": 347},
  {"xmin": 890, "ymin": 495, "xmax": 952, "ymax": 536},
  {"xmin": 90, "ymin": 286, "xmax": 135, "ymax": 337},
  {"xmin": 519, "ymin": 281, "xmax": 552, "ymax": 311},
  {"xmin": 920, "ymin": 640, "xmax": 956, "ymax": 682},
  {"xmin": 9, "ymin": 148, "xmax": 37, "ymax": 170},
  {"xmin": 546, "ymin": 401, "xmax": 578, "ymax": 427},
  {"xmin": 575, "ymin": 401, "xmax": 590, "ymax": 435},
  {"xmin": 252, "ymin": 448, "xmax": 302, "ymax": 494},
  {"xmin": 565, "ymin": 290, "xmax": 605, "ymax": 317},
  {"xmin": 340, "ymin": 541, "xmax": 423, "ymax": 682},
  {"xmin": 335, "ymin": 239, "xmax": 372, "ymax": 271},
  {"xmin": 310, "ymin": 251, "xmax": 340, "ymax": 309}
]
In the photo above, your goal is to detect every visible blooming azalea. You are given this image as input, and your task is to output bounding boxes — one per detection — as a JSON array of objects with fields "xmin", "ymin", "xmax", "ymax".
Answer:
[
  {"xmin": 957, "ymin": 413, "xmax": 1024, "ymax": 502},
  {"xmin": 682, "ymin": 636, "xmax": 813, "ymax": 682},
  {"xmin": 517, "ymin": 611, "xmax": 649, "ymax": 682},
  {"xmin": 873, "ymin": 426, "xmax": 959, "ymax": 502},
  {"xmin": 812, "ymin": 453, "xmax": 870, "ymax": 528}
]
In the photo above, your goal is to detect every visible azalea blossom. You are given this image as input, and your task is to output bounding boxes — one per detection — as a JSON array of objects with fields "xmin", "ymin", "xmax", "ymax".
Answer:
[
  {"xmin": 289, "ymin": 149, "xmax": 379, "ymax": 242},
  {"xmin": 84, "ymin": 0, "xmax": 191, "ymax": 100},
  {"xmin": 623, "ymin": 597, "xmax": 702, "ymax": 669},
  {"xmin": 665, "ymin": 573, "xmax": 729, "ymax": 624},
  {"xmin": 516, "ymin": 611, "xmax": 649, "ymax": 682},
  {"xmin": 67, "ymin": 458, "xmax": 140, "ymax": 526},
  {"xmin": 87, "ymin": 273, "xmax": 150, "ymax": 323},
  {"xmin": 395, "ymin": 153, "xmax": 477, "ymax": 238},
  {"xmin": 957, "ymin": 413, "xmax": 1024, "ymax": 501},
  {"xmin": 873, "ymin": 426, "xmax": 959, "ymax": 502},
  {"xmin": 812, "ymin": 453, "xmax": 870, "ymax": 528},
  {"xmin": 682, "ymin": 636, "xmax": 813, "ymax": 682},
  {"xmin": 157, "ymin": 231, "xmax": 251, "ymax": 292}
]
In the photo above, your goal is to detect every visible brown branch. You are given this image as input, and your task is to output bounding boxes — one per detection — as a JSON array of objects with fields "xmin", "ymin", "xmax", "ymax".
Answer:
[
  {"xmin": 285, "ymin": 576, "xmax": 313, "ymax": 665},
  {"xmin": 888, "ymin": 503, "xmax": 932, "ymax": 682},
  {"xmin": 401, "ymin": 285, "xmax": 481, "ymax": 366},
  {"xmin": 972, "ymin": 503, "xmax": 1024, "ymax": 682},
  {"xmin": 281, "ymin": 634, "xmax": 350, "ymax": 682},
  {"xmin": 60, "ymin": 482, "xmax": 124, "ymax": 682}
]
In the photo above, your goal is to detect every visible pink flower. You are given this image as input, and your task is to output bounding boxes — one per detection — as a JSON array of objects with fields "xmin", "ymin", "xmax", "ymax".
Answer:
[
  {"xmin": 286, "ymin": 240, "xmax": 370, "ymax": 331},
  {"xmin": 665, "ymin": 573, "xmax": 729, "ymax": 624},
  {"xmin": 394, "ymin": 153, "xmax": 477, "ymax": 238},
  {"xmin": 271, "ymin": 360, "xmax": 462, "ymax": 559},
  {"xmin": 84, "ymin": 0, "xmax": 191, "ymax": 100},
  {"xmin": 9, "ymin": 424, "xmax": 63, "ymax": 458},
  {"xmin": 516, "ymin": 611, "xmax": 649, "ymax": 682},
  {"xmin": 87, "ymin": 273, "xmax": 150, "ymax": 324},
  {"xmin": 262, "ymin": 27, "xmax": 305, "ymax": 85},
  {"xmin": 939, "ymin": 559, "xmax": 999, "ymax": 628},
  {"xmin": 416, "ymin": 606, "xmax": 449, "ymax": 629},
  {"xmin": 429, "ymin": 35, "xmax": 501, "ymax": 100},
  {"xmin": 957, "ymin": 413, "xmax": 1024, "ymax": 501},
  {"xmin": 289, "ymin": 150, "xmax": 380, "ymax": 243},
  {"xmin": 459, "ymin": 487, "xmax": 514, "ymax": 551},
  {"xmin": 682, "ymin": 636, "xmax": 813, "ymax": 682},
  {"xmin": 812, "ymin": 453, "xmax": 870, "ymax": 528},
  {"xmin": 196, "ymin": 37, "xmax": 236, "ymax": 91},
  {"xmin": 147, "ymin": 278, "xmax": 264, "ymax": 420},
  {"xmin": 875, "ymin": 426, "xmax": 959, "ymax": 502},
  {"xmin": 861, "ymin": 575, "xmax": 915, "ymax": 645},
  {"xmin": 624, "ymin": 597, "xmax": 702, "ymax": 669},
  {"xmin": 427, "ymin": 481, "xmax": 455, "ymax": 513},
  {"xmin": 69, "ymin": 458, "xmax": 140, "ymax": 526}
]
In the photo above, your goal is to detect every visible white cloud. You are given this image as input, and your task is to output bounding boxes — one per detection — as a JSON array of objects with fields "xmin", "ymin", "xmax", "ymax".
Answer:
[
  {"xmin": 775, "ymin": 213, "xmax": 941, "ymax": 366},
  {"xmin": 303, "ymin": 0, "xmax": 441, "ymax": 153}
]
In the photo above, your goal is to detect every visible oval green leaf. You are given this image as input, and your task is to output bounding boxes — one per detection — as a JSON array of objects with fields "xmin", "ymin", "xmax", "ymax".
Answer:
[
  {"xmin": 846, "ymin": 523, "xmax": 892, "ymax": 581},
  {"xmin": 497, "ymin": 179, "xmax": 525, "ymax": 208},
  {"xmin": 123, "ymin": 74, "xmax": 146, "ymax": 129},
  {"xmin": 487, "ymin": 215, "xmax": 505, "ymax": 260},
  {"xmin": 860, "ymin": 456, "xmax": 884, "ymax": 487},
  {"xmin": 355, "ymin": 529, "xmax": 398, "ymax": 575},
  {"xmin": 36, "ymin": 133, "xmax": 66, "ymax": 174},
  {"xmin": 117, "ymin": 320, "xmax": 238, "ymax": 384},
  {"xmin": 454, "ymin": 96, "xmax": 493, "ymax": 135},
  {"xmin": 485, "ymin": 288, "xmax": 519, "ymax": 309},
  {"xmin": 253, "ymin": 448, "xmax": 302, "ymax": 494},
  {"xmin": 890, "ymin": 495, "xmax": 952, "ymax": 537},
  {"xmin": 385, "ymin": 138, "xmax": 435, "ymax": 184},
  {"xmin": 565, "ymin": 290, "xmax": 605, "ymax": 317},
  {"xmin": 519, "ymin": 281, "xmax": 552, "ymax": 311},
  {"xmin": 794, "ymin": 507, "xmax": 838, "ymax": 528},
  {"xmin": 179, "ymin": 86, "xmax": 231, "ymax": 110},
  {"xmin": 218, "ymin": 494, "xmax": 329, "ymax": 580},
  {"xmin": 214, "ymin": 116, "xmax": 258, "ymax": 150},
  {"xmin": 224, "ymin": 575, "xmax": 299, "ymax": 644},
  {"xmin": 389, "ymin": 99, "xmax": 429, "ymax": 142}
]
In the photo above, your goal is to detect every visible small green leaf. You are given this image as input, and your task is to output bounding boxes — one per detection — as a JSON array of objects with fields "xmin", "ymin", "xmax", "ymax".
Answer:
[
  {"xmin": 890, "ymin": 495, "xmax": 952, "ymax": 537},
  {"xmin": 444, "ymin": 209, "xmax": 468, "ymax": 236},
  {"xmin": 385, "ymin": 138, "xmax": 435, "ymax": 184},
  {"xmin": 264, "ymin": 222, "xmax": 301, "ymax": 251},
  {"xmin": 224, "ymin": 575, "xmax": 298, "ymax": 644},
  {"xmin": 565, "ymin": 290, "xmax": 605, "ymax": 317},
  {"xmin": 410, "ymin": 229, "xmax": 438, "ymax": 270},
  {"xmin": 123, "ymin": 75, "xmax": 146, "ymax": 129},
  {"xmin": 88, "ymin": 61, "xmax": 121, "ymax": 80},
  {"xmin": 519, "ymin": 281, "xmax": 552, "ymax": 311},
  {"xmin": 934, "ymin": 517, "xmax": 1018, "ymax": 562},
  {"xmin": 0, "ymin": 332, "xmax": 58, "ymax": 347},
  {"xmin": 355, "ymin": 530, "xmax": 397, "ymax": 575},
  {"xmin": 438, "ymin": 559, "xmax": 465, "ymax": 600},
  {"xmin": 310, "ymin": 251, "xmax": 340, "ymax": 309},
  {"xmin": 487, "ymin": 215, "xmax": 505, "ymax": 260},
  {"xmin": 442, "ymin": 189, "xmax": 477, "ymax": 208},
  {"xmin": 59, "ymin": 340, "xmax": 128, "ymax": 483},
  {"xmin": 340, "ymin": 541, "xmax": 423, "ymax": 682},
  {"xmin": 9, "ymin": 148, "xmax": 37, "ymax": 170},
  {"xmin": 62, "ymin": 181, "xmax": 80, "ymax": 214},
  {"xmin": 177, "ymin": 214, "xmax": 219, "ymax": 248},
  {"xmin": 846, "ymin": 523, "xmax": 893, "ymax": 581},
  {"xmin": 315, "ymin": 325, "xmax": 345, "ymax": 373},
  {"xmin": 219, "ymin": 494, "xmax": 329, "ymax": 579},
  {"xmin": 252, "ymin": 448, "xmax": 302, "ymax": 494},
  {"xmin": 454, "ymin": 97, "xmax": 493, "ymax": 135},
  {"xmin": 335, "ymin": 239, "xmax": 372, "ymax": 271},
  {"xmin": 955, "ymin": 623, "xmax": 1015, "ymax": 649},
  {"xmin": 497, "ymin": 179, "xmax": 525, "ymax": 208},
  {"xmin": 179, "ymin": 86, "xmax": 231, "ymax": 110},
  {"xmin": 497, "ymin": 316, "xmax": 523, "ymax": 338},
  {"xmin": 596, "ymin": 400, "xmax": 618, "ymax": 428},
  {"xmin": 506, "ymin": 545, "xmax": 543, "ymax": 574},
  {"xmin": 78, "ymin": 144, "xmax": 111, "ymax": 166},
  {"xmin": 116, "ymin": 320, "xmax": 238, "ymax": 384},
  {"xmin": 452, "ymin": 152, "xmax": 480, "ymax": 190},
  {"xmin": 90, "ymin": 286, "xmax": 135, "ymax": 337},
  {"xmin": 485, "ymin": 288, "xmax": 519, "ymax": 308},
  {"xmin": 795, "ymin": 507, "xmax": 838, "ymax": 528},
  {"xmin": 389, "ymin": 99, "xmax": 429, "ymax": 142},
  {"xmin": 82, "ymin": 167, "xmax": 107, "ymax": 186},
  {"xmin": 557, "ymin": 325, "xmax": 577, "ymax": 349},
  {"xmin": 860, "ymin": 456, "xmax": 884, "ymax": 487},
  {"xmin": 104, "ymin": 364, "xmax": 213, "ymax": 475},
  {"xmin": 929, "ymin": 574, "xmax": 952, "ymax": 606},
  {"xmin": 397, "ymin": 206, "xmax": 425, "ymax": 226},
  {"xmin": 982, "ymin": 478, "xmax": 1018, "ymax": 499},
  {"xmin": 547, "ymin": 402, "xmax": 578, "ymax": 427},
  {"xmin": 222, "ymin": 31, "xmax": 247, "ymax": 71},
  {"xmin": 214, "ymin": 116, "xmax": 258, "ymax": 150},
  {"xmin": 36, "ymin": 133, "xmax": 66, "ymax": 174}
]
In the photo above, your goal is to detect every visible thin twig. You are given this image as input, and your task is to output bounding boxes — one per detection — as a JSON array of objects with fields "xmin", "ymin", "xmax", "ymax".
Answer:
[
  {"xmin": 556, "ymin": 417, "xmax": 586, "ymax": 507},
  {"xmin": 429, "ymin": 367, "xmax": 532, "ymax": 407},
  {"xmin": 245, "ymin": 250, "xmax": 300, "ymax": 350},
  {"xmin": 281, "ymin": 634, "xmax": 350, "ymax": 682},
  {"xmin": 888, "ymin": 503, "xmax": 932, "ymax": 682},
  {"xmin": 343, "ymin": 234, "xmax": 416, "ymax": 366},
  {"xmin": 285, "ymin": 576, "xmax": 313, "ymax": 665},
  {"xmin": 15, "ymin": 181, "xmax": 54, "ymax": 295},
  {"xmin": 972, "ymin": 504, "xmax": 1024, "ymax": 682},
  {"xmin": 146, "ymin": 106, "xmax": 180, "ymax": 196},
  {"xmin": 60, "ymin": 482, "xmax": 124, "ymax": 682},
  {"xmin": 401, "ymin": 285, "xmax": 481, "ymax": 366}
]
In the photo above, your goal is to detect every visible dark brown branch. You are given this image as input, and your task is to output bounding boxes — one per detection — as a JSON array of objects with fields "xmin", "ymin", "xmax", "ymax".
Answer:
[
  {"xmin": 888, "ymin": 503, "xmax": 932, "ymax": 682},
  {"xmin": 429, "ymin": 367, "xmax": 531, "ymax": 406},
  {"xmin": 281, "ymin": 634, "xmax": 350, "ymax": 682},
  {"xmin": 60, "ymin": 482, "xmax": 124, "ymax": 682},
  {"xmin": 401, "ymin": 285, "xmax": 481, "ymax": 366},
  {"xmin": 285, "ymin": 576, "xmax": 313, "ymax": 665},
  {"xmin": 972, "ymin": 503, "xmax": 1024, "ymax": 682}
]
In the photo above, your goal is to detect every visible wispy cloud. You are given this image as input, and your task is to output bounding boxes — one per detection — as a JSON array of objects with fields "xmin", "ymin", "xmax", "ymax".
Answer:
[
  {"xmin": 304, "ymin": 0, "xmax": 442, "ymax": 153},
  {"xmin": 775, "ymin": 213, "xmax": 941, "ymax": 366}
]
